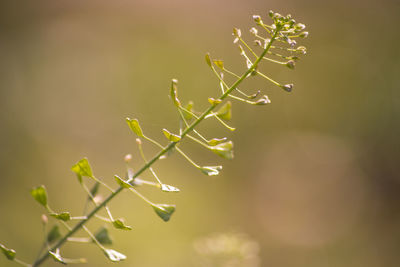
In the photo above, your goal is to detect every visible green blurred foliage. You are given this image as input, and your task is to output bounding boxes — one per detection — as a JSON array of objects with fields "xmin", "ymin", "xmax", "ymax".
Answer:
[{"xmin": 0, "ymin": 0, "xmax": 399, "ymax": 266}]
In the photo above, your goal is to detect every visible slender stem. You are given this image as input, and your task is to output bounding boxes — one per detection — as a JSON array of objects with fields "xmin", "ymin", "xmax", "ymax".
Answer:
[
  {"xmin": 223, "ymin": 68, "xmax": 241, "ymax": 79},
  {"xmin": 207, "ymin": 113, "xmax": 235, "ymax": 131},
  {"xmin": 186, "ymin": 134, "xmax": 209, "ymax": 149},
  {"xmin": 134, "ymin": 178, "xmax": 161, "ymax": 188},
  {"xmin": 239, "ymin": 37, "xmax": 258, "ymax": 58},
  {"xmin": 262, "ymin": 56, "xmax": 286, "ymax": 65},
  {"xmin": 179, "ymin": 106, "xmax": 200, "ymax": 120},
  {"xmin": 104, "ymin": 206, "xmax": 114, "ymax": 221},
  {"xmin": 91, "ymin": 176, "xmax": 115, "ymax": 193},
  {"xmin": 137, "ymin": 140, "xmax": 163, "ymax": 185},
  {"xmin": 82, "ymin": 226, "xmax": 105, "ymax": 250},
  {"xmin": 81, "ymin": 183, "xmax": 98, "ymax": 214},
  {"xmin": 128, "ymin": 188, "xmax": 154, "ymax": 206},
  {"xmin": 228, "ymin": 94, "xmax": 257, "ymax": 105},
  {"xmin": 143, "ymin": 135, "xmax": 165, "ymax": 150},
  {"xmin": 70, "ymin": 216, "xmax": 88, "ymax": 220},
  {"xmin": 256, "ymin": 71, "xmax": 282, "ymax": 87},
  {"xmin": 178, "ymin": 108, "xmax": 208, "ymax": 142},
  {"xmin": 14, "ymin": 258, "xmax": 31, "ymax": 267},
  {"xmin": 259, "ymin": 23, "xmax": 272, "ymax": 35},
  {"xmin": 175, "ymin": 147, "xmax": 201, "ymax": 168},
  {"xmin": 31, "ymin": 26, "xmax": 281, "ymax": 267},
  {"xmin": 67, "ymin": 237, "xmax": 91, "ymax": 243},
  {"xmin": 95, "ymin": 214, "xmax": 111, "ymax": 222}
]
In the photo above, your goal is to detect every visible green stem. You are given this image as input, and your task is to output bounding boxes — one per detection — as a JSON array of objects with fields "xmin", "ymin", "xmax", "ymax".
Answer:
[
  {"xmin": 14, "ymin": 258, "xmax": 31, "ymax": 267},
  {"xmin": 137, "ymin": 139, "xmax": 163, "ymax": 185},
  {"xmin": 31, "ymin": 26, "xmax": 281, "ymax": 267}
]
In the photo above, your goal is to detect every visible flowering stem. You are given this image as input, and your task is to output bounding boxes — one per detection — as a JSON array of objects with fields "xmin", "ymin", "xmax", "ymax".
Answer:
[{"xmin": 31, "ymin": 26, "xmax": 281, "ymax": 267}]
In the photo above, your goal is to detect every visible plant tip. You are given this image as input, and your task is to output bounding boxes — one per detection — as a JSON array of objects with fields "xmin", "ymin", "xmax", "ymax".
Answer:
[{"xmin": 252, "ymin": 15, "xmax": 261, "ymax": 23}]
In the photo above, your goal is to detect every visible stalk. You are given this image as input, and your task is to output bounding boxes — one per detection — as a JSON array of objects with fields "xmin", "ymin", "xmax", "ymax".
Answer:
[{"xmin": 32, "ymin": 27, "xmax": 281, "ymax": 267}]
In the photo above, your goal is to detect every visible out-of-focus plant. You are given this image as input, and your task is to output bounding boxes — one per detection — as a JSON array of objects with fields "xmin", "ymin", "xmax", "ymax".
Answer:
[
  {"xmin": 193, "ymin": 232, "xmax": 260, "ymax": 267},
  {"xmin": 1, "ymin": 11, "xmax": 308, "ymax": 266}
]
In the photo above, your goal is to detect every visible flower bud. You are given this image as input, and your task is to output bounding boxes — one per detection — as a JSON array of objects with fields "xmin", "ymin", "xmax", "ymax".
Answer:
[
  {"xmin": 286, "ymin": 60, "xmax": 295, "ymax": 69},
  {"xmin": 41, "ymin": 214, "xmax": 48, "ymax": 225},
  {"xmin": 281, "ymin": 84, "xmax": 293, "ymax": 92},
  {"xmin": 233, "ymin": 28, "xmax": 241, "ymax": 38},
  {"xmin": 264, "ymin": 38, "xmax": 271, "ymax": 48},
  {"xmin": 252, "ymin": 15, "xmax": 261, "ymax": 23},
  {"xmin": 124, "ymin": 154, "xmax": 133, "ymax": 163},
  {"xmin": 296, "ymin": 46, "xmax": 307, "ymax": 55},
  {"xmin": 289, "ymin": 39, "xmax": 297, "ymax": 48},
  {"xmin": 273, "ymin": 13, "xmax": 282, "ymax": 19},
  {"xmin": 255, "ymin": 95, "xmax": 271, "ymax": 105},
  {"xmin": 249, "ymin": 27, "xmax": 258, "ymax": 36},
  {"xmin": 299, "ymin": 31, "xmax": 309, "ymax": 38},
  {"xmin": 268, "ymin": 10, "xmax": 274, "ymax": 18},
  {"xmin": 232, "ymin": 29, "xmax": 241, "ymax": 43},
  {"xmin": 254, "ymin": 40, "xmax": 262, "ymax": 47},
  {"xmin": 295, "ymin": 23, "xmax": 306, "ymax": 30},
  {"xmin": 93, "ymin": 195, "xmax": 103, "ymax": 205}
]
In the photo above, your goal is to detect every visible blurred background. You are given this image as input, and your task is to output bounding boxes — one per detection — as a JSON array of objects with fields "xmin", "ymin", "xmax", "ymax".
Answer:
[{"xmin": 1, "ymin": 0, "xmax": 399, "ymax": 266}]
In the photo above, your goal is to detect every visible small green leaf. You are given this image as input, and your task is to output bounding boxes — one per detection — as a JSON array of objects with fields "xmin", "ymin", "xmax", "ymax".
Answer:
[
  {"xmin": 31, "ymin": 185, "xmax": 48, "ymax": 207},
  {"xmin": 162, "ymin": 129, "xmax": 181, "ymax": 142},
  {"xmin": 152, "ymin": 204, "xmax": 176, "ymax": 222},
  {"xmin": 104, "ymin": 249, "xmax": 127, "ymax": 262},
  {"xmin": 213, "ymin": 60, "xmax": 224, "ymax": 70},
  {"xmin": 205, "ymin": 53, "xmax": 212, "ymax": 67},
  {"xmin": 199, "ymin": 166, "xmax": 222, "ymax": 176},
  {"xmin": 94, "ymin": 227, "xmax": 112, "ymax": 245},
  {"xmin": 207, "ymin": 137, "xmax": 227, "ymax": 146},
  {"xmin": 208, "ymin": 98, "xmax": 222, "ymax": 106},
  {"xmin": 49, "ymin": 249, "xmax": 66, "ymax": 265},
  {"xmin": 183, "ymin": 101, "xmax": 194, "ymax": 120},
  {"xmin": 161, "ymin": 184, "xmax": 180, "ymax": 192},
  {"xmin": 50, "ymin": 212, "xmax": 71, "ymax": 222},
  {"xmin": 0, "ymin": 243, "xmax": 16, "ymax": 261},
  {"xmin": 170, "ymin": 79, "xmax": 181, "ymax": 107},
  {"xmin": 71, "ymin": 158, "xmax": 93, "ymax": 179},
  {"xmin": 126, "ymin": 118, "xmax": 144, "ymax": 137},
  {"xmin": 209, "ymin": 141, "xmax": 234, "ymax": 160},
  {"xmin": 216, "ymin": 101, "xmax": 232, "ymax": 121},
  {"xmin": 114, "ymin": 175, "xmax": 132, "ymax": 188},
  {"xmin": 112, "ymin": 219, "xmax": 132, "ymax": 231}
]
